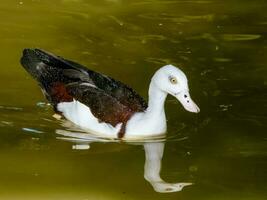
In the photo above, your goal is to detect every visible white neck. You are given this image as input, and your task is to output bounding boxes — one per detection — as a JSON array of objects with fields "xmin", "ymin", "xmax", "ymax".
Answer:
[
  {"xmin": 125, "ymin": 81, "xmax": 168, "ymax": 137},
  {"xmin": 146, "ymin": 82, "xmax": 167, "ymax": 117}
]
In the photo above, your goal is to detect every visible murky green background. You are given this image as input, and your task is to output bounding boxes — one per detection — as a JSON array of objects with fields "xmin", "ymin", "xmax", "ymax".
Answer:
[{"xmin": 0, "ymin": 0, "xmax": 267, "ymax": 199}]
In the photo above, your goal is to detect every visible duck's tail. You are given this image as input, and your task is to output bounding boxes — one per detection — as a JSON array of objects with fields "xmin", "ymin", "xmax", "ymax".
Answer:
[
  {"xmin": 20, "ymin": 48, "xmax": 76, "ymax": 105},
  {"xmin": 20, "ymin": 49, "xmax": 95, "ymax": 106},
  {"xmin": 20, "ymin": 48, "xmax": 71, "ymax": 80},
  {"xmin": 21, "ymin": 49, "xmax": 58, "ymax": 94},
  {"xmin": 21, "ymin": 49, "xmax": 43, "ymax": 80},
  {"xmin": 21, "ymin": 48, "xmax": 91, "ymax": 80},
  {"xmin": 21, "ymin": 49, "xmax": 64, "ymax": 86}
]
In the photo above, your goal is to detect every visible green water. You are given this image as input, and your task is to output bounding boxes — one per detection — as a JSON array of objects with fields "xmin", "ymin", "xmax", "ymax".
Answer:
[{"xmin": 1, "ymin": 0, "xmax": 267, "ymax": 199}]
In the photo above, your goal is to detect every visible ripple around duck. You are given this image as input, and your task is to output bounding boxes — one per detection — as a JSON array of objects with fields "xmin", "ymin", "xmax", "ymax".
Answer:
[
  {"xmin": 54, "ymin": 119, "xmax": 189, "ymax": 145},
  {"xmin": 56, "ymin": 129, "xmax": 167, "ymax": 144},
  {"xmin": 56, "ymin": 128, "xmax": 189, "ymax": 144},
  {"xmin": 221, "ymin": 34, "xmax": 261, "ymax": 41}
]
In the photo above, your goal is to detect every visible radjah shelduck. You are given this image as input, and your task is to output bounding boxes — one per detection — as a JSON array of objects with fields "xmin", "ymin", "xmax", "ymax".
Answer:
[{"xmin": 21, "ymin": 49, "xmax": 200, "ymax": 139}]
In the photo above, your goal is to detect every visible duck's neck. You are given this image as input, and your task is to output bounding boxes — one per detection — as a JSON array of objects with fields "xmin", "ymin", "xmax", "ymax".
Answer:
[
  {"xmin": 125, "ymin": 81, "xmax": 168, "ymax": 136},
  {"xmin": 145, "ymin": 82, "xmax": 167, "ymax": 118}
]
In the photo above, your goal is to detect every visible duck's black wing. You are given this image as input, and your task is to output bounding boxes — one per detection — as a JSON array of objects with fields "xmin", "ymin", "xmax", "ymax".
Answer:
[{"xmin": 20, "ymin": 49, "xmax": 147, "ymax": 136}]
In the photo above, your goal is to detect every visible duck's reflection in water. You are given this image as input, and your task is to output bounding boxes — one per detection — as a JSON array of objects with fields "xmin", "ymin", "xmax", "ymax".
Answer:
[
  {"xmin": 56, "ymin": 128, "xmax": 192, "ymax": 193},
  {"xmin": 144, "ymin": 142, "xmax": 192, "ymax": 193}
]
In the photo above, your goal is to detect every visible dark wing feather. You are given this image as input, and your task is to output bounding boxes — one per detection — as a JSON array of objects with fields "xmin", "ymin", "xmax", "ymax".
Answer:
[
  {"xmin": 66, "ymin": 83, "xmax": 133, "ymax": 127},
  {"xmin": 20, "ymin": 49, "xmax": 147, "ymax": 129},
  {"xmin": 61, "ymin": 57, "xmax": 148, "ymax": 112}
]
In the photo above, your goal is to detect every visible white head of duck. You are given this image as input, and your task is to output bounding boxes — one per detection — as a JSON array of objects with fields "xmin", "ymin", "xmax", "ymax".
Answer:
[
  {"xmin": 149, "ymin": 65, "xmax": 200, "ymax": 113},
  {"xmin": 126, "ymin": 64, "xmax": 200, "ymax": 137}
]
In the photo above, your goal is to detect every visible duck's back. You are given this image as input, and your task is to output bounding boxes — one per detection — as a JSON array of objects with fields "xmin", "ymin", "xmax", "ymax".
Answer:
[{"xmin": 20, "ymin": 49, "xmax": 147, "ymax": 137}]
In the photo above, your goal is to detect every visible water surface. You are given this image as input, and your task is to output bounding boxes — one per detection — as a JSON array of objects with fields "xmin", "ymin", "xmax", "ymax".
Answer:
[{"xmin": 0, "ymin": 0, "xmax": 267, "ymax": 199}]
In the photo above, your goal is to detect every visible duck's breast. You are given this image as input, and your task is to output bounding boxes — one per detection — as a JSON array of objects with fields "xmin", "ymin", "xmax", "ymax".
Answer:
[{"xmin": 57, "ymin": 100, "xmax": 122, "ymax": 137}]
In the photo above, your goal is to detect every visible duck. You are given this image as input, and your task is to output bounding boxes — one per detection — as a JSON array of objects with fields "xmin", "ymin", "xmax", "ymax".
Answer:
[{"xmin": 20, "ymin": 49, "xmax": 200, "ymax": 139}]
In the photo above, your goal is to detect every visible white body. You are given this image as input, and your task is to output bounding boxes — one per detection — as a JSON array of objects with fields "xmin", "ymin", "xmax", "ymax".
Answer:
[
  {"xmin": 57, "ymin": 100, "xmax": 122, "ymax": 138},
  {"xmin": 57, "ymin": 65, "xmax": 200, "ymax": 139}
]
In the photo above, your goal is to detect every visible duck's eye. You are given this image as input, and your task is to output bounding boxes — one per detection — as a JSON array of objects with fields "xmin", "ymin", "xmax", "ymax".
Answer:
[{"xmin": 169, "ymin": 76, "xmax": 178, "ymax": 84}]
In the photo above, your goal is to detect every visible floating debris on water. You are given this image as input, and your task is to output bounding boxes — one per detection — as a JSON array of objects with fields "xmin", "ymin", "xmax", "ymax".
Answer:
[
  {"xmin": 219, "ymin": 104, "xmax": 233, "ymax": 111},
  {"xmin": 72, "ymin": 144, "xmax": 90, "ymax": 150},
  {"xmin": 53, "ymin": 113, "xmax": 62, "ymax": 120}
]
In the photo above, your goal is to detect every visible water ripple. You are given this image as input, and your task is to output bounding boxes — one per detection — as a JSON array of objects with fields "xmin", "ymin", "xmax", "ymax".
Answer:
[
  {"xmin": 0, "ymin": 105, "xmax": 23, "ymax": 111},
  {"xmin": 138, "ymin": 13, "xmax": 214, "ymax": 23},
  {"xmin": 222, "ymin": 34, "xmax": 261, "ymax": 41},
  {"xmin": 22, "ymin": 128, "xmax": 44, "ymax": 134},
  {"xmin": 132, "ymin": 0, "xmax": 212, "ymax": 6}
]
